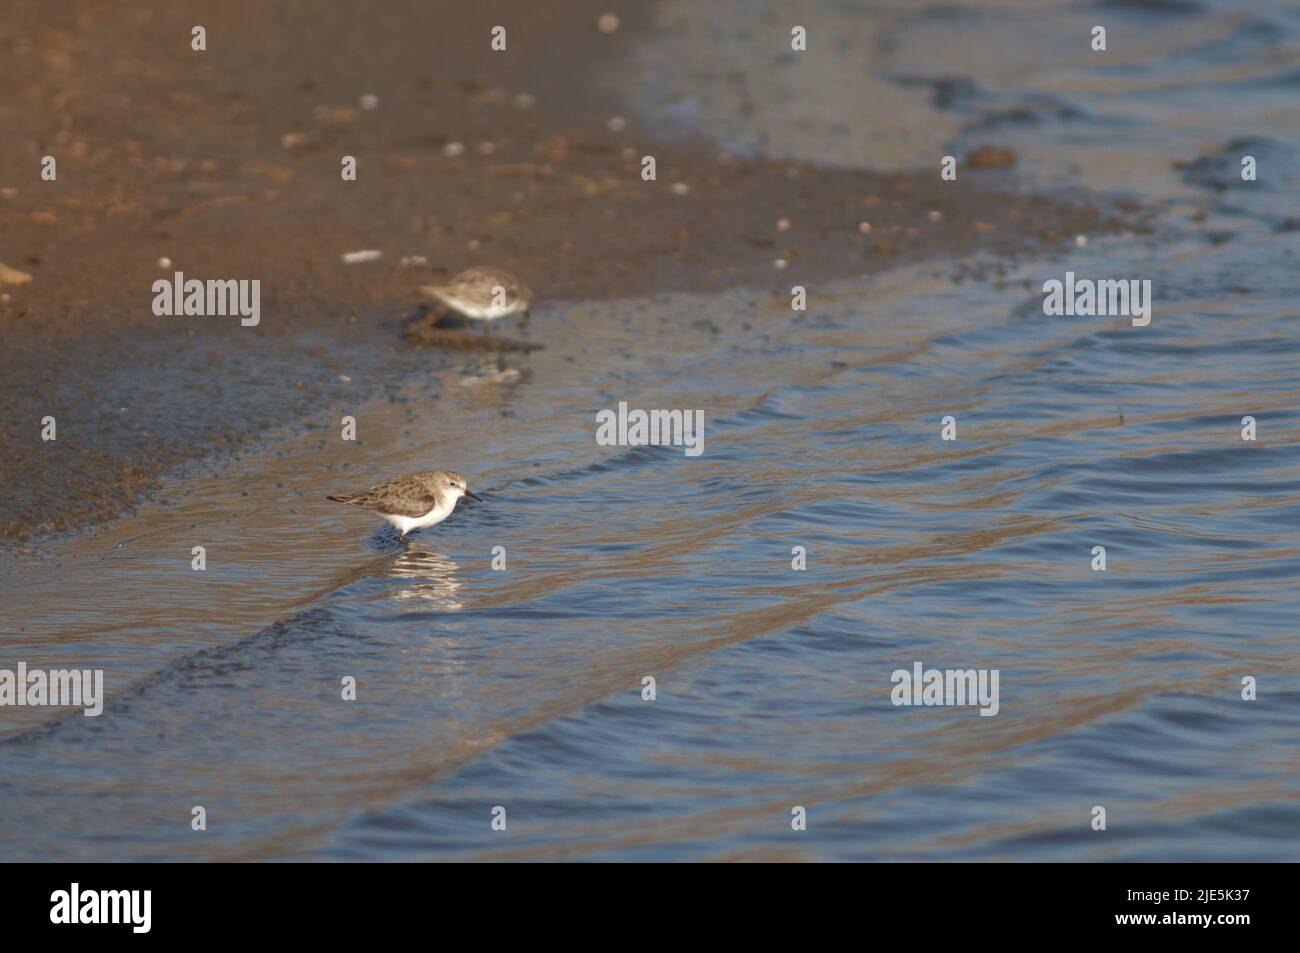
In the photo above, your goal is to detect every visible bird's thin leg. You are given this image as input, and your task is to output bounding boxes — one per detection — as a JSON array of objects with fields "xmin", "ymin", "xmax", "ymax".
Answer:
[{"xmin": 482, "ymin": 321, "xmax": 505, "ymax": 371}]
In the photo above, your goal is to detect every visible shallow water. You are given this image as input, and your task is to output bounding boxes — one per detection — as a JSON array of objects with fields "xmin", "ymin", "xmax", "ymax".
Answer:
[{"xmin": 3, "ymin": 0, "xmax": 1299, "ymax": 861}]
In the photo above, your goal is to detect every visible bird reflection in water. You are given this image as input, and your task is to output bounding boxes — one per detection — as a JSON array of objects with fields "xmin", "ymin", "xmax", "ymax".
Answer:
[
  {"xmin": 383, "ymin": 542, "xmax": 465, "ymax": 611},
  {"xmin": 456, "ymin": 357, "xmax": 528, "ymax": 387}
]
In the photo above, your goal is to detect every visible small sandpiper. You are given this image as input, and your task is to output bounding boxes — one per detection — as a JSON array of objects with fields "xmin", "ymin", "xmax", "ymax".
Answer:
[
  {"xmin": 421, "ymin": 266, "xmax": 532, "ymax": 327},
  {"xmin": 327, "ymin": 469, "xmax": 481, "ymax": 539}
]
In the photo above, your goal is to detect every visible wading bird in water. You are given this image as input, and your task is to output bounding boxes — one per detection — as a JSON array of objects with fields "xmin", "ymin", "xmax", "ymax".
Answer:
[{"xmin": 327, "ymin": 470, "xmax": 482, "ymax": 539}]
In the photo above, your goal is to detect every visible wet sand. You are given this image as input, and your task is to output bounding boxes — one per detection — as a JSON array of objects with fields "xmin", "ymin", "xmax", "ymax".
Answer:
[{"xmin": 0, "ymin": 0, "xmax": 1142, "ymax": 541}]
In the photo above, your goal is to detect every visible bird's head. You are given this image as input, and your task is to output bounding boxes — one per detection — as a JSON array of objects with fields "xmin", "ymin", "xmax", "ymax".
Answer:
[{"xmin": 440, "ymin": 471, "xmax": 482, "ymax": 502}]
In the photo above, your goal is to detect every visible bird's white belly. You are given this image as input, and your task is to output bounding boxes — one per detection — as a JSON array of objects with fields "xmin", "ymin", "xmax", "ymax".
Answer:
[
  {"xmin": 381, "ymin": 498, "xmax": 455, "ymax": 534},
  {"xmin": 444, "ymin": 297, "xmax": 518, "ymax": 321}
]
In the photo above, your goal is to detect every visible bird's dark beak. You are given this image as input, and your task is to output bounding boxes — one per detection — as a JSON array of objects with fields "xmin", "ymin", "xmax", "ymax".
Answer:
[{"xmin": 465, "ymin": 490, "xmax": 483, "ymax": 502}]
